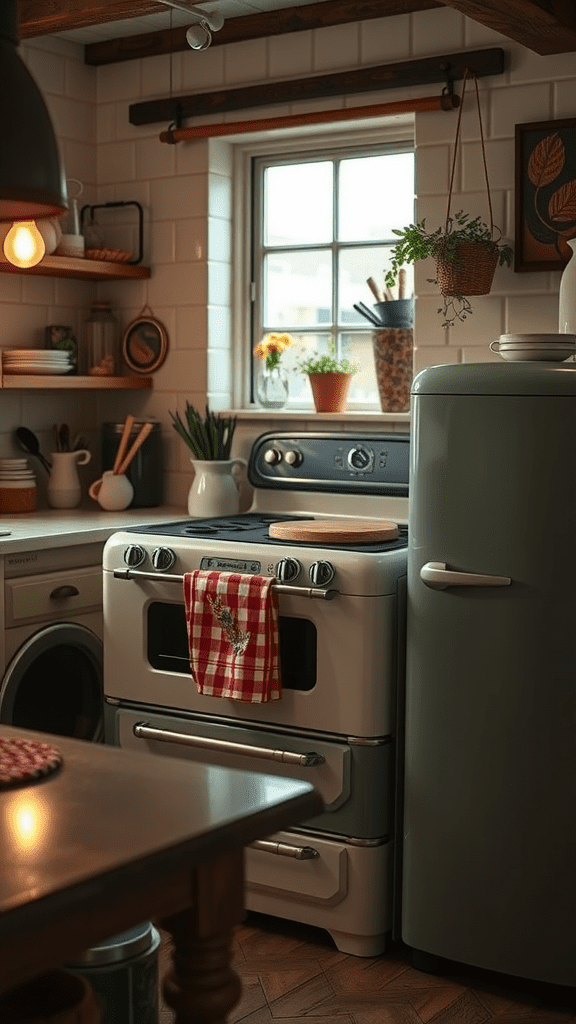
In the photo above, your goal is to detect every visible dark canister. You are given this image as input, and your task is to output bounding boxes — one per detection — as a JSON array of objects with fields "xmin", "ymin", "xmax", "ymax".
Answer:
[{"xmin": 102, "ymin": 420, "xmax": 163, "ymax": 507}]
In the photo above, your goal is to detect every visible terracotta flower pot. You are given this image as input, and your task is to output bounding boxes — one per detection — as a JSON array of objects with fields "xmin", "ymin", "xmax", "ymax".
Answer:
[{"xmin": 308, "ymin": 372, "xmax": 352, "ymax": 413}]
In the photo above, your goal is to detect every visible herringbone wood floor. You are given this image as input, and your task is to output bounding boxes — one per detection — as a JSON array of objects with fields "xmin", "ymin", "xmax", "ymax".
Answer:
[{"xmin": 158, "ymin": 912, "xmax": 576, "ymax": 1024}]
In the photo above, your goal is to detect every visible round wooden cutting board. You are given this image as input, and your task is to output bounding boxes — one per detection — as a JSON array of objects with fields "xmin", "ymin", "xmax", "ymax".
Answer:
[{"xmin": 268, "ymin": 518, "xmax": 399, "ymax": 543}]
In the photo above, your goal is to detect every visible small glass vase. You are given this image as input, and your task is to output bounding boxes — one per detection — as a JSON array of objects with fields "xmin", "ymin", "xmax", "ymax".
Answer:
[{"xmin": 256, "ymin": 365, "xmax": 289, "ymax": 410}]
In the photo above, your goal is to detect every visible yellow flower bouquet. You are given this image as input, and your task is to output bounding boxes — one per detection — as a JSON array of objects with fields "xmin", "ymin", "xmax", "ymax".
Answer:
[{"xmin": 253, "ymin": 332, "xmax": 294, "ymax": 371}]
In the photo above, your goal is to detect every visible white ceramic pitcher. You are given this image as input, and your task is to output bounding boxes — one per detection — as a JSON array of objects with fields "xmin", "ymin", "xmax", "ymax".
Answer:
[
  {"xmin": 47, "ymin": 449, "xmax": 91, "ymax": 509},
  {"xmin": 188, "ymin": 458, "xmax": 246, "ymax": 518}
]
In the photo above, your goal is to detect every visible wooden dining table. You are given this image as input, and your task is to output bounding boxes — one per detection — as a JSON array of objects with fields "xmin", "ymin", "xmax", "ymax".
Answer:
[{"xmin": 0, "ymin": 725, "xmax": 322, "ymax": 1023}]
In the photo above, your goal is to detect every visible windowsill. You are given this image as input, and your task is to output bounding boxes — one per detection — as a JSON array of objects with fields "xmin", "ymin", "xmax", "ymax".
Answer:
[{"xmin": 228, "ymin": 408, "xmax": 411, "ymax": 424}]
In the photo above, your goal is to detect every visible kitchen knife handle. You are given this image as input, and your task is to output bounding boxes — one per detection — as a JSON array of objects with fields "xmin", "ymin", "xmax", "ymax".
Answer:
[{"xmin": 420, "ymin": 561, "xmax": 511, "ymax": 591}]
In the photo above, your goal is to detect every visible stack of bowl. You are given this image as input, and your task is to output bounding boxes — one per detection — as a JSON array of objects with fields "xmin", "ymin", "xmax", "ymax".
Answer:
[
  {"xmin": 0, "ymin": 458, "xmax": 37, "ymax": 513},
  {"xmin": 490, "ymin": 333, "xmax": 576, "ymax": 361}
]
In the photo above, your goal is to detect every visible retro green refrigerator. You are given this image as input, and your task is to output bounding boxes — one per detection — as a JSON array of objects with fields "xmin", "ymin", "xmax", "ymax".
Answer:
[{"xmin": 402, "ymin": 362, "xmax": 576, "ymax": 986}]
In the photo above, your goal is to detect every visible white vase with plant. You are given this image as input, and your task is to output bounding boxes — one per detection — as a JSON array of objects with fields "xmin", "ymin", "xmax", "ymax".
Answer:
[
  {"xmin": 169, "ymin": 403, "xmax": 245, "ymax": 517},
  {"xmin": 253, "ymin": 332, "xmax": 294, "ymax": 409}
]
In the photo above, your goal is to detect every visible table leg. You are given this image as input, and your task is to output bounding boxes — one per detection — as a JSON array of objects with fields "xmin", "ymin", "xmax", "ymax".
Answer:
[{"xmin": 159, "ymin": 848, "xmax": 245, "ymax": 1024}]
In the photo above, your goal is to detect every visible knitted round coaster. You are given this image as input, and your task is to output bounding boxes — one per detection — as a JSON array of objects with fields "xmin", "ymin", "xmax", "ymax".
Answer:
[{"xmin": 0, "ymin": 737, "xmax": 62, "ymax": 789}]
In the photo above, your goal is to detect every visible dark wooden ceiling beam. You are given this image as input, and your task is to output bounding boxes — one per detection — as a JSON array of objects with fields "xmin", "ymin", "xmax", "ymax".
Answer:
[
  {"xmin": 18, "ymin": 1, "xmax": 162, "ymax": 39},
  {"xmin": 82, "ymin": 0, "xmax": 443, "ymax": 66},
  {"xmin": 17, "ymin": 0, "xmax": 576, "ymax": 56},
  {"xmin": 441, "ymin": 0, "xmax": 576, "ymax": 54}
]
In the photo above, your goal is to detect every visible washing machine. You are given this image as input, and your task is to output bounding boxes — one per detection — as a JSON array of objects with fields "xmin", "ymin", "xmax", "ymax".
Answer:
[{"xmin": 0, "ymin": 541, "xmax": 104, "ymax": 741}]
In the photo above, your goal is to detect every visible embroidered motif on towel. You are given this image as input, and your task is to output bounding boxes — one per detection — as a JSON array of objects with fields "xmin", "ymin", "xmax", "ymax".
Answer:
[{"xmin": 206, "ymin": 593, "xmax": 251, "ymax": 655}]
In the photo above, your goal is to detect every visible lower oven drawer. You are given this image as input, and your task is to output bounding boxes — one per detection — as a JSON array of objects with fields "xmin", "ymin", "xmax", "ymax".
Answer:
[
  {"xmin": 246, "ymin": 830, "xmax": 392, "ymax": 958},
  {"xmin": 111, "ymin": 706, "xmax": 393, "ymax": 840}
]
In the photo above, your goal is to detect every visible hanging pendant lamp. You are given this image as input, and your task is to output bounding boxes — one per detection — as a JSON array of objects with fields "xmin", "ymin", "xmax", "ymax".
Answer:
[{"xmin": 0, "ymin": 0, "xmax": 68, "ymax": 221}]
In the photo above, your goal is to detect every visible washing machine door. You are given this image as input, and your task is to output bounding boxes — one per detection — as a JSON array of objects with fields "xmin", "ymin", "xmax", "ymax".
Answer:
[{"xmin": 0, "ymin": 622, "xmax": 103, "ymax": 741}]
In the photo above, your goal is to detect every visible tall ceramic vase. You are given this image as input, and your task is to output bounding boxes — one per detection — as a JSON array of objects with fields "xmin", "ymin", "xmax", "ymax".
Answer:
[
  {"xmin": 188, "ymin": 458, "xmax": 247, "ymax": 518},
  {"xmin": 559, "ymin": 238, "xmax": 576, "ymax": 334}
]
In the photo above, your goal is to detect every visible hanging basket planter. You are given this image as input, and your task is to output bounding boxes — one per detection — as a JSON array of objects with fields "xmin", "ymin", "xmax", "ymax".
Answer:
[
  {"xmin": 385, "ymin": 70, "xmax": 513, "ymax": 326},
  {"xmin": 436, "ymin": 241, "xmax": 499, "ymax": 297}
]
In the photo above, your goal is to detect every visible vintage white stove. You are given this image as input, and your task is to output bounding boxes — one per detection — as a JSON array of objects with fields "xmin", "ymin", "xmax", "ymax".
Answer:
[{"xmin": 102, "ymin": 431, "xmax": 409, "ymax": 956}]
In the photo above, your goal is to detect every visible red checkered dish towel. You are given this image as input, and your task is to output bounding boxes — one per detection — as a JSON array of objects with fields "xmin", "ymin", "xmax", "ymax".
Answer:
[{"xmin": 183, "ymin": 571, "xmax": 281, "ymax": 702}]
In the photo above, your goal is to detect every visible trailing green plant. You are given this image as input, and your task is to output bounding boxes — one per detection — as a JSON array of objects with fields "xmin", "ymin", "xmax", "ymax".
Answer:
[
  {"xmin": 385, "ymin": 211, "xmax": 514, "ymax": 327},
  {"xmin": 170, "ymin": 403, "xmax": 237, "ymax": 460},
  {"xmin": 298, "ymin": 340, "xmax": 358, "ymax": 375}
]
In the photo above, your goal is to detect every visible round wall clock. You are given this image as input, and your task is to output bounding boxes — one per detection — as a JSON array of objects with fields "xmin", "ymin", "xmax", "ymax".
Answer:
[{"xmin": 122, "ymin": 305, "xmax": 169, "ymax": 374}]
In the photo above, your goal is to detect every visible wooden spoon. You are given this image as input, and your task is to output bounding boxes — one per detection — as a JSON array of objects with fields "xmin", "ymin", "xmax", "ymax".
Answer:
[{"xmin": 113, "ymin": 415, "xmax": 135, "ymax": 474}]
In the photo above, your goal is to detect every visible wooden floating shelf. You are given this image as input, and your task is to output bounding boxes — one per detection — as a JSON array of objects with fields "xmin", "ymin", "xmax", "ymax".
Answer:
[
  {"xmin": 0, "ymin": 255, "xmax": 150, "ymax": 281},
  {"xmin": 0, "ymin": 375, "xmax": 152, "ymax": 390}
]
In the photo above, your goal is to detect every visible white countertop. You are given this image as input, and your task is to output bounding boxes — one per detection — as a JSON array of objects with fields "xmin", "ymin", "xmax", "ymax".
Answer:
[{"xmin": 0, "ymin": 505, "xmax": 183, "ymax": 555}]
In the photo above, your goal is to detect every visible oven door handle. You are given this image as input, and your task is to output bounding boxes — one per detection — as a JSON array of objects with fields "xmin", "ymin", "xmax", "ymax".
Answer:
[
  {"xmin": 113, "ymin": 567, "xmax": 338, "ymax": 600},
  {"xmin": 249, "ymin": 839, "xmax": 319, "ymax": 860},
  {"xmin": 133, "ymin": 722, "xmax": 326, "ymax": 767}
]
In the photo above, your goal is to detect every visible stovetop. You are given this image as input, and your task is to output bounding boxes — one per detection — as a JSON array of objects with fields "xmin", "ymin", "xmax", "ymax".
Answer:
[{"xmin": 124, "ymin": 514, "xmax": 409, "ymax": 553}]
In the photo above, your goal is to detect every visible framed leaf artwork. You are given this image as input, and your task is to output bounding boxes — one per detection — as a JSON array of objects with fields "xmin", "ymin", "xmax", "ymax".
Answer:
[{"xmin": 515, "ymin": 118, "xmax": 576, "ymax": 272}]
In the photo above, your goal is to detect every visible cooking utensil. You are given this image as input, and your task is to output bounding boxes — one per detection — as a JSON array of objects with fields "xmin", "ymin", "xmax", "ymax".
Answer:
[
  {"xmin": 59, "ymin": 424, "xmax": 70, "ymax": 452},
  {"xmin": 113, "ymin": 414, "xmax": 135, "ymax": 474},
  {"xmin": 366, "ymin": 276, "xmax": 383, "ymax": 303},
  {"xmin": 15, "ymin": 427, "xmax": 51, "ymax": 473},
  {"xmin": 353, "ymin": 303, "xmax": 381, "ymax": 328},
  {"xmin": 398, "ymin": 268, "xmax": 407, "ymax": 300},
  {"xmin": 117, "ymin": 422, "xmax": 154, "ymax": 476}
]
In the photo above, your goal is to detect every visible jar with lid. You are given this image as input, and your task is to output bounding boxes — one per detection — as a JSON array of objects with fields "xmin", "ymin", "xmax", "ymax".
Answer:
[{"xmin": 86, "ymin": 301, "xmax": 119, "ymax": 377}]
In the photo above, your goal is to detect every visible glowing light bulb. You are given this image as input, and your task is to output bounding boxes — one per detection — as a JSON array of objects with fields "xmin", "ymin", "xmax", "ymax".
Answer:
[{"xmin": 3, "ymin": 220, "xmax": 46, "ymax": 269}]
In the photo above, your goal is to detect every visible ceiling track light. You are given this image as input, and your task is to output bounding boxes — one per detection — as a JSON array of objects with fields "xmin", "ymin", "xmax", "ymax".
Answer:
[{"xmin": 156, "ymin": 1, "xmax": 224, "ymax": 49}]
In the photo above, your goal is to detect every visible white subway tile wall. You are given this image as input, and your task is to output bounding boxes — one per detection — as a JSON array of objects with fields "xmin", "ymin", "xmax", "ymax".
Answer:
[{"xmin": 2, "ymin": 12, "xmax": 570, "ymax": 509}]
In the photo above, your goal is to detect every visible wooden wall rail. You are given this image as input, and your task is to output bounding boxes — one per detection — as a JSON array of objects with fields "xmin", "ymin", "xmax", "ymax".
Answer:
[
  {"xmin": 159, "ymin": 94, "xmax": 460, "ymax": 144},
  {"xmin": 130, "ymin": 46, "xmax": 504, "ymax": 128}
]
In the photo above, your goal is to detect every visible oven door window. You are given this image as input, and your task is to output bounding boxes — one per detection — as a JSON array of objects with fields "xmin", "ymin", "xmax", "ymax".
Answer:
[{"xmin": 147, "ymin": 602, "xmax": 316, "ymax": 691}]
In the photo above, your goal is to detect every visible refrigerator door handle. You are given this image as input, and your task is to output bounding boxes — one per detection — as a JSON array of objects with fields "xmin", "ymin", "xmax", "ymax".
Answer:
[{"xmin": 420, "ymin": 561, "xmax": 512, "ymax": 591}]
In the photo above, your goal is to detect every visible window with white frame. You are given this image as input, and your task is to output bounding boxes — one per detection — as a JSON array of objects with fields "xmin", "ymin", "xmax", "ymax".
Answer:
[{"xmin": 238, "ymin": 129, "xmax": 415, "ymax": 410}]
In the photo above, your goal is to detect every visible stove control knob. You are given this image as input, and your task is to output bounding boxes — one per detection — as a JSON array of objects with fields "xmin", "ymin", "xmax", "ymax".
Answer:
[
  {"xmin": 124, "ymin": 544, "xmax": 146, "ymax": 568},
  {"xmin": 285, "ymin": 449, "xmax": 303, "ymax": 467},
  {"xmin": 275, "ymin": 557, "xmax": 301, "ymax": 583},
  {"xmin": 309, "ymin": 560, "xmax": 335, "ymax": 586},
  {"xmin": 152, "ymin": 547, "xmax": 176, "ymax": 572},
  {"xmin": 264, "ymin": 447, "xmax": 282, "ymax": 465}
]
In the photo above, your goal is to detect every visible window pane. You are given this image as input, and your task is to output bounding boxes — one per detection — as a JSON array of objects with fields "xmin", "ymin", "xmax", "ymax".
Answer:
[
  {"xmin": 341, "ymin": 331, "xmax": 379, "ymax": 406},
  {"xmin": 339, "ymin": 246, "xmax": 414, "ymax": 324},
  {"xmin": 338, "ymin": 153, "xmax": 415, "ymax": 241},
  {"xmin": 263, "ymin": 250, "xmax": 332, "ymax": 327},
  {"xmin": 280, "ymin": 332, "xmax": 333, "ymax": 404},
  {"xmin": 264, "ymin": 162, "xmax": 333, "ymax": 245}
]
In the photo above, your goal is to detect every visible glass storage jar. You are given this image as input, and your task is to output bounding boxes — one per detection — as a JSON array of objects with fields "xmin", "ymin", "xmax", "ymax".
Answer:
[{"xmin": 86, "ymin": 300, "xmax": 119, "ymax": 376}]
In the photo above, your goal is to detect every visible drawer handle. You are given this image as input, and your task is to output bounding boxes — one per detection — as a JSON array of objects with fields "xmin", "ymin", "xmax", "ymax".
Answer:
[
  {"xmin": 133, "ymin": 721, "xmax": 325, "ymax": 767},
  {"xmin": 50, "ymin": 585, "xmax": 80, "ymax": 600},
  {"xmin": 250, "ymin": 839, "xmax": 319, "ymax": 860}
]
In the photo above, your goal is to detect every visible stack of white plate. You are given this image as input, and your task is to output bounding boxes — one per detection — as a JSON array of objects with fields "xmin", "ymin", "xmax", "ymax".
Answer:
[
  {"xmin": 0, "ymin": 458, "xmax": 35, "ymax": 479},
  {"xmin": 490, "ymin": 333, "xmax": 576, "ymax": 362},
  {"xmin": 2, "ymin": 349, "xmax": 73, "ymax": 375}
]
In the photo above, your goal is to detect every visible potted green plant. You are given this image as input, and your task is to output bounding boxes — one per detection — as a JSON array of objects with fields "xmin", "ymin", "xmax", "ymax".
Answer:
[
  {"xmin": 298, "ymin": 341, "xmax": 358, "ymax": 413},
  {"xmin": 385, "ymin": 211, "xmax": 514, "ymax": 328},
  {"xmin": 170, "ymin": 403, "xmax": 237, "ymax": 460},
  {"xmin": 170, "ymin": 403, "xmax": 245, "ymax": 517}
]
